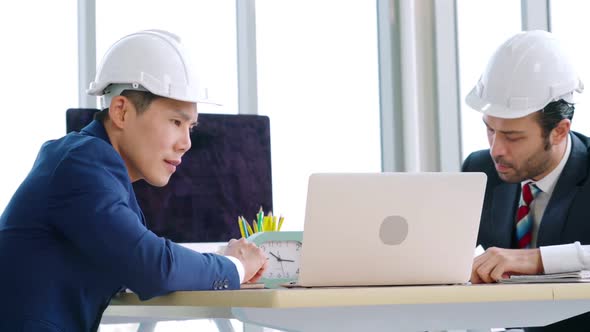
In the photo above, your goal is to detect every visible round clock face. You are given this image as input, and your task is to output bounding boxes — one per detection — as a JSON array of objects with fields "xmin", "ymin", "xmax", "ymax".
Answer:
[{"xmin": 259, "ymin": 240, "xmax": 302, "ymax": 280}]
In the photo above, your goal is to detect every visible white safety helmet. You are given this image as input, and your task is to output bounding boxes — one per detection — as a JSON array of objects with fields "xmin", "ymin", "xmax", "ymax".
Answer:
[
  {"xmin": 465, "ymin": 30, "xmax": 584, "ymax": 119},
  {"xmin": 87, "ymin": 29, "xmax": 208, "ymax": 110}
]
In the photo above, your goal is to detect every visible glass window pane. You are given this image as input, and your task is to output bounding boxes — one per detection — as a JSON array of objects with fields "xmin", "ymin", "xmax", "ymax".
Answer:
[
  {"xmin": 457, "ymin": 0, "xmax": 522, "ymax": 160},
  {"xmin": 256, "ymin": 0, "xmax": 381, "ymax": 230},
  {"xmin": 96, "ymin": 0, "xmax": 237, "ymax": 114},
  {"xmin": 551, "ymin": 1, "xmax": 590, "ymax": 135},
  {"xmin": 0, "ymin": 2, "xmax": 77, "ymax": 213}
]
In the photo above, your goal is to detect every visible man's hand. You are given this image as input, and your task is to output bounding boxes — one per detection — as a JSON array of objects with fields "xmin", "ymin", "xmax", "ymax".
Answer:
[
  {"xmin": 471, "ymin": 247, "xmax": 544, "ymax": 284},
  {"xmin": 224, "ymin": 238, "xmax": 268, "ymax": 283}
]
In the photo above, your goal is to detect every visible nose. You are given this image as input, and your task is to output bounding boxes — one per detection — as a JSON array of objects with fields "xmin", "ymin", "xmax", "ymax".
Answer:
[
  {"xmin": 489, "ymin": 135, "xmax": 506, "ymax": 159},
  {"xmin": 175, "ymin": 127, "xmax": 192, "ymax": 153}
]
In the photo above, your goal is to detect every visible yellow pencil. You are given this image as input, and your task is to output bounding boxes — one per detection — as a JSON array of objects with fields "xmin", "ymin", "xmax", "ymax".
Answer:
[
  {"xmin": 272, "ymin": 216, "xmax": 277, "ymax": 231},
  {"xmin": 252, "ymin": 219, "xmax": 259, "ymax": 233},
  {"xmin": 267, "ymin": 211, "xmax": 273, "ymax": 231},
  {"xmin": 243, "ymin": 217, "xmax": 254, "ymax": 236},
  {"xmin": 257, "ymin": 206, "xmax": 264, "ymax": 232},
  {"xmin": 277, "ymin": 215, "xmax": 285, "ymax": 231},
  {"xmin": 238, "ymin": 216, "xmax": 245, "ymax": 238}
]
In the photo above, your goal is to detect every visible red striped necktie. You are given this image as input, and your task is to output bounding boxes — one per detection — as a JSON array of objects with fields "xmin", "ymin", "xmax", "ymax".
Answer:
[{"xmin": 515, "ymin": 182, "xmax": 541, "ymax": 249}]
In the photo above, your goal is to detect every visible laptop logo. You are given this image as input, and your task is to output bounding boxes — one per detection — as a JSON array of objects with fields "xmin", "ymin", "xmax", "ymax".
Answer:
[{"xmin": 379, "ymin": 216, "xmax": 408, "ymax": 245}]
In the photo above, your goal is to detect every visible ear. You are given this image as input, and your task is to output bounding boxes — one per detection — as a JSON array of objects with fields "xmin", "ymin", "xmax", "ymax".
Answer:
[
  {"xmin": 550, "ymin": 119, "xmax": 571, "ymax": 145},
  {"xmin": 107, "ymin": 96, "xmax": 132, "ymax": 129}
]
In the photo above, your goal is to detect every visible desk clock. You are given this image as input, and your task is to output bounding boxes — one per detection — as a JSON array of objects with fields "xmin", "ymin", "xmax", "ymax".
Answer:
[{"xmin": 247, "ymin": 231, "xmax": 303, "ymax": 288}]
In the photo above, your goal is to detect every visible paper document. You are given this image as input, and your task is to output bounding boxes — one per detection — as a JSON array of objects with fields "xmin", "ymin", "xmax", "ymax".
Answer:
[{"xmin": 499, "ymin": 270, "xmax": 590, "ymax": 284}]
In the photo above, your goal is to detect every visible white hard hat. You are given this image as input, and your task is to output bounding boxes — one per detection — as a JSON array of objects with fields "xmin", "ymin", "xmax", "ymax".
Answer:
[
  {"xmin": 87, "ymin": 29, "xmax": 209, "ymax": 109},
  {"xmin": 465, "ymin": 30, "xmax": 584, "ymax": 119}
]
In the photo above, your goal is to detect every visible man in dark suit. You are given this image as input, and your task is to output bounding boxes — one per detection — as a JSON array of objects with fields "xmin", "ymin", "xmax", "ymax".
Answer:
[
  {"xmin": 462, "ymin": 30, "xmax": 589, "ymax": 331},
  {"xmin": 0, "ymin": 30, "xmax": 267, "ymax": 331}
]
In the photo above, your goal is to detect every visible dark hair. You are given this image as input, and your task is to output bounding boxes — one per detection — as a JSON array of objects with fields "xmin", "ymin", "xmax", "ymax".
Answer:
[
  {"xmin": 94, "ymin": 89, "xmax": 162, "ymax": 122},
  {"xmin": 537, "ymin": 99, "xmax": 575, "ymax": 138}
]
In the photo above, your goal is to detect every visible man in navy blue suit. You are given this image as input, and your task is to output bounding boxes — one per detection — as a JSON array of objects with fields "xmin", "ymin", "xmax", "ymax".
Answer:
[
  {"xmin": 0, "ymin": 30, "xmax": 267, "ymax": 332},
  {"xmin": 462, "ymin": 30, "xmax": 589, "ymax": 331}
]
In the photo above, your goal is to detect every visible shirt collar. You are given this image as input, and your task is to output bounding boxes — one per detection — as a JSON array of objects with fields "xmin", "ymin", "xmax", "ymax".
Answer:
[{"xmin": 522, "ymin": 133, "xmax": 571, "ymax": 194}]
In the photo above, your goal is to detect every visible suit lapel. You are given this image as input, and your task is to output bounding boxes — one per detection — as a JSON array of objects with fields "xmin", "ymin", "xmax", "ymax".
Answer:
[
  {"xmin": 491, "ymin": 182, "xmax": 519, "ymax": 248},
  {"xmin": 537, "ymin": 134, "xmax": 589, "ymax": 246}
]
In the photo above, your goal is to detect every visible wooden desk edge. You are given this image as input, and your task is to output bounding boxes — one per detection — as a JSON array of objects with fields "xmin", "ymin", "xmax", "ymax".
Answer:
[
  {"xmin": 552, "ymin": 283, "xmax": 590, "ymax": 300},
  {"xmin": 110, "ymin": 284, "xmax": 571, "ymax": 308}
]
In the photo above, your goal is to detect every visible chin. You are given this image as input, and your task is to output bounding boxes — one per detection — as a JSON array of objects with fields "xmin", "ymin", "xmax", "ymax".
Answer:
[
  {"xmin": 498, "ymin": 173, "xmax": 524, "ymax": 184},
  {"xmin": 144, "ymin": 175, "xmax": 171, "ymax": 187}
]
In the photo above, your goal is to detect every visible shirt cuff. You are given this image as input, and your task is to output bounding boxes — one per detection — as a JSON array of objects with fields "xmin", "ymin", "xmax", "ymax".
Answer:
[
  {"xmin": 225, "ymin": 255, "xmax": 245, "ymax": 283},
  {"xmin": 540, "ymin": 242, "xmax": 584, "ymax": 274}
]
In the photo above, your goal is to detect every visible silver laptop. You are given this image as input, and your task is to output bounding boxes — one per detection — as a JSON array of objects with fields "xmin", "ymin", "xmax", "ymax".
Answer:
[{"xmin": 297, "ymin": 172, "xmax": 487, "ymax": 287}]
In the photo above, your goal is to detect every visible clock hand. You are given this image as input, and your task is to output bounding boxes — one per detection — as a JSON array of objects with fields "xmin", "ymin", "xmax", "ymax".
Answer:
[
  {"xmin": 276, "ymin": 251, "xmax": 286, "ymax": 275},
  {"xmin": 269, "ymin": 251, "xmax": 282, "ymax": 261},
  {"xmin": 275, "ymin": 250, "xmax": 295, "ymax": 263}
]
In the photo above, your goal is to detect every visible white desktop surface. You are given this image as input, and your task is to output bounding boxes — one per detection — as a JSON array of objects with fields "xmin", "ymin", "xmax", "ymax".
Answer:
[{"xmin": 104, "ymin": 283, "xmax": 590, "ymax": 331}]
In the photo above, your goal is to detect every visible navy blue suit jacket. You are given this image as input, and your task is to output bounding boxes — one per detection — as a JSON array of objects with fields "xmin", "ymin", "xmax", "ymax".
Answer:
[
  {"xmin": 0, "ymin": 120, "xmax": 239, "ymax": 332},
  {"xmin": 462, "ymin": 131, "xmax": 590, "ymax": 331}
]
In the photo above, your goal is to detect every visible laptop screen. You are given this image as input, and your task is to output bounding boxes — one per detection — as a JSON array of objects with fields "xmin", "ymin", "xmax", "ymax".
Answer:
[{"xmin": 66, "ymin": 109, "xmax": 273, "ymax": 242}]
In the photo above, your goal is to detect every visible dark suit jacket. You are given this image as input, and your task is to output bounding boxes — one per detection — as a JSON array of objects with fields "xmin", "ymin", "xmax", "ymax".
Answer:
[
  {"xmin": 0, "ymin": 120, "xmax": 239, "ymax": 332},
  {"xmin": 462, "ymin": 131, "xmax": 590, "ymax": 331}
]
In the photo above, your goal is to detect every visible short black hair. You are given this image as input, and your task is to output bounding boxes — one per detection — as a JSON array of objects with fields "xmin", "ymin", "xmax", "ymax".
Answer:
[
  {"xmin": 94, "ymin": 89, "xmax": 162, "ymax": 122},
  {"xmin": 536, "ymin": 99, "xmax": 575, "ymax": 138}
]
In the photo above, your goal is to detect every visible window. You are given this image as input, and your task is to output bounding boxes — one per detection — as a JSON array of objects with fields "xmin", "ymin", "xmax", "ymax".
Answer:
[
  {"xmin": 0, "ymin": 2, "xmax": 77, "ymax": 212},
  {"xmin": 96, "ymin": 0, "xmax": 238, "ymax": 114},
  {"xmin": 256, "ymin": 0, "xmax": 381, "ymax": 229},
  {"xmin": 456, "ymin": 0, "xmax": 522, "ymax": 160},
  {"xmin": 551, "ymin": 1, "xmax": 590, "ymax": 135}
]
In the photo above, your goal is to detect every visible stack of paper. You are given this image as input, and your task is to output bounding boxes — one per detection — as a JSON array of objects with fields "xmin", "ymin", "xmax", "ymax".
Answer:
[{"xmin": 499, "ymin": 270, "xmax": 590, "ymax": 283}]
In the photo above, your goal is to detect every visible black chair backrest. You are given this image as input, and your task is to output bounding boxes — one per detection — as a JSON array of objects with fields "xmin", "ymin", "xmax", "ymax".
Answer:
[{"xmin": 66, "ymin": 108, "xmax": 273, "ymax": 242}]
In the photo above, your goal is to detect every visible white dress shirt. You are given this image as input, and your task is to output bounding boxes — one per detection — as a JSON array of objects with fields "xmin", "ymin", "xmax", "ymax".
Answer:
[
  {"xmin": 523, "ymin": 134, "xmax": 590, "ymax": 273},
  {"xmin": 225, "ymin": 256, "xmax": 245, "ymax": 283}
]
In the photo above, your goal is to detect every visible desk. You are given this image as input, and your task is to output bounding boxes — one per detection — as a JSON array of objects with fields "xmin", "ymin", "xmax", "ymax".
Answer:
[{"xmin": 104, "ymin": 283, "xmax": 590, "ymax": 331}]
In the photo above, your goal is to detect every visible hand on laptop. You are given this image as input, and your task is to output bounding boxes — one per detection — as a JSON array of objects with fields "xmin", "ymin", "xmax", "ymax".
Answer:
[
  {"xmin": 470, "ymin": 247, "xmax": 544, "ymax": 283},
  {"xmin": 225, "ymin": 238, "xmax": 268, "ymax": 283}
]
